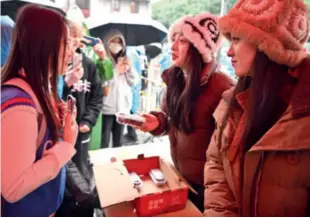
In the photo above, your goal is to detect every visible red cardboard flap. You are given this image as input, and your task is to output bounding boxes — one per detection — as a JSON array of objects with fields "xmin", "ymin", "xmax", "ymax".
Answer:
[{"xmin": 124, "ymin": 156, "xmax": 160, "ymax": 175}]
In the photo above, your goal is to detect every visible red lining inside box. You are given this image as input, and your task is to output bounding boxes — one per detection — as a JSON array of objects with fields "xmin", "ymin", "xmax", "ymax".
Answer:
[
  {"xmin": 122, "ymin": 156, "xmax": 188, "ymax": 216},
  {"xmin": 123, "ymin": 156, "xmax": 160, "ymax": 176}
]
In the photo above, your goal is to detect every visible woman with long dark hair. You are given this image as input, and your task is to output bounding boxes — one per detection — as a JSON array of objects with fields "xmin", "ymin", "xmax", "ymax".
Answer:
[
  {"xmin": 1, "ymin": 5, "xmax": 78, "ymax": 216},
  {"xmin": 126, "ymin": 12, "xmax": 235, "ymax": 211},
  {"xmin": 204, "ymin": 0, "xmax": 310, "ymax": 216}
]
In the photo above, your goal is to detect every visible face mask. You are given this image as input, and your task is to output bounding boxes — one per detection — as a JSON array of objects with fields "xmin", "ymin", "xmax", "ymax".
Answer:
[{"xmin": 109, "ymin": 42, "xmax": 123, "ymax": 55}]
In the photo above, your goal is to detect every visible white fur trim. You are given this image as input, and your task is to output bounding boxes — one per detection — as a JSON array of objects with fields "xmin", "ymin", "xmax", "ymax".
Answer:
[{"xmin": 168, "ymin": 16, "xmax": 188, "ymax": 44}]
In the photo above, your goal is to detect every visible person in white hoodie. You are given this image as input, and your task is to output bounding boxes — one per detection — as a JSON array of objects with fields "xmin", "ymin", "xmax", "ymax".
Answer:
[{"xmin": 101, "ymin": 29, "xmax": 139, "ymax": 148}]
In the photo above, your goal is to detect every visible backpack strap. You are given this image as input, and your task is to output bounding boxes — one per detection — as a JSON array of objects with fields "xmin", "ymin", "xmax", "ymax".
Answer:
[{"xmin": 3, "ymin": 78, "xmax": 47, "ymax": 147}]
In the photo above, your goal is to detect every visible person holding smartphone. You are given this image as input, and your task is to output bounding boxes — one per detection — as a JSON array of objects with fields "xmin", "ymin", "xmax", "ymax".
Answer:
[
  {"xmin": 62, "ymin": 5, "xmax": 114, "ymax": 151},
  {"xmin": 54, "ymin": 8, "xmax": 103, "ymax": 217},
  {"xmin": 101, "ymin": 29, "xmax": 139, "ymax": 148},
  {"xmin": 1, "ymin": 5, "xmax": 78, "ymax": 216},
  {"xmin": 63, "ymin": 8, "xmax": 103, "ymax": 188}
]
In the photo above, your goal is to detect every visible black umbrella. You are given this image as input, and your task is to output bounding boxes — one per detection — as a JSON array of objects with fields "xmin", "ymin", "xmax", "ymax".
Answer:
[
  {"xmin": 144, "ymin": 43, "xmax": 162, "ymax": 60},
  {"xmin": 86, "ymin": 13, "xmax": 168, "ymax": 46},
  {"xmin": 1, "ymin": 0, "xmax": 65, "ymax": 20}
]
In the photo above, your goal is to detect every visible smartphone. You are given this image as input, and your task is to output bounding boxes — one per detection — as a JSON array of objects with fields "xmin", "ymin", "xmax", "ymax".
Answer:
[
  {"xmin": 68, "ymin": 53, "xmax": 82, "ymax": 72},
  {"xmin": 82, "ymin": 35, "xmax": 100, "ymax": 47},
  {"xmin": 67, "ymin": 95, "xmax": 76, "ymax": 112},
  {"xmin": 73, "ymin": 53, "xmax": 82, "ymax": 68}
]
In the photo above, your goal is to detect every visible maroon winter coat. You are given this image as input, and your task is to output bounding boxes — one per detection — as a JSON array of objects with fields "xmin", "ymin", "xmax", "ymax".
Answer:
[{"xmin": 151, "ymin": 66, "xmax": 235, "ymax": 185}]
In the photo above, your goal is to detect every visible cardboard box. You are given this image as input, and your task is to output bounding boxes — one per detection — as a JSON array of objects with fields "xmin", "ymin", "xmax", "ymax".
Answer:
[{"xmin": 94, "ymin": 154, "xmax": 188, "ymax": 217}]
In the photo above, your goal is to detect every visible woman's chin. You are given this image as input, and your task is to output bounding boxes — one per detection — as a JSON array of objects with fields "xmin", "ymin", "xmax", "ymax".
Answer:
[{"xmin": 172, "ymin": 61, "xmax": 181, "ymax": 68}]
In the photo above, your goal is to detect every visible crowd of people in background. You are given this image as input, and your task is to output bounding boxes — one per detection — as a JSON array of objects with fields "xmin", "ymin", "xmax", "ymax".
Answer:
[{"xmin": 1, "ymin": 0, "xmax": 310, "ymax": 216}]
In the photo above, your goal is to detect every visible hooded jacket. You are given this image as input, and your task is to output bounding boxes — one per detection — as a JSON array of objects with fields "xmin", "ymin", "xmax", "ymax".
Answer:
[{"xmin": 101, "ymin": 30, "xmax": 139, "ymax": 115}]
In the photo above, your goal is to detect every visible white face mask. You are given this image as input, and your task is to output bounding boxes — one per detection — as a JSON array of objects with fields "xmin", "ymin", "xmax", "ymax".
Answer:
[{"xmin": 109, "ymin": 42, "xmax": 123, "ymax": 55}]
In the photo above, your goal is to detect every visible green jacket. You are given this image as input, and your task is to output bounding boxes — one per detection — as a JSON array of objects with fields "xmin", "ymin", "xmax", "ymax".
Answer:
[
  {"xmin": 84, "ymin": 45, "xmax": 114, "ymax": 83},
  {"xmin": 83, "ymin": 23, "xmax": 114, "ymax": 83}
]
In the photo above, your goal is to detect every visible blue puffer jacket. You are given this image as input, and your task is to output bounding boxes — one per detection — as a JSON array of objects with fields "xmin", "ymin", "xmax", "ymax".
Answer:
[
  {"xmin": 1, "ymin": 16, "xmax": 14, "ymax": 67},
  {"xmin": 127, "ymin": 47, "xmax": 142, "ymax": 113}
]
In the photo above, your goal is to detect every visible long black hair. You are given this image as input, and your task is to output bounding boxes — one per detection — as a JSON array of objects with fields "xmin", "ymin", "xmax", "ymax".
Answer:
[
  {"xmin": 166, "ymin": 43, "xmax": 205, "ymax": 134},
  {"xmin": 219, "ymin": 51, "xmax": 296, "ymax": 152}
]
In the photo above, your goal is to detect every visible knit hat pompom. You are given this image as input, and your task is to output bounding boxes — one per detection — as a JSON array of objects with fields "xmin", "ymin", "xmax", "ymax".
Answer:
[
  {"xmin": 168, "ymin": 12, "xmax": 222, "ymax": 63},
  {"xmin": 219, "ymin": 0, "xmax": 309, "ymax": 67}
]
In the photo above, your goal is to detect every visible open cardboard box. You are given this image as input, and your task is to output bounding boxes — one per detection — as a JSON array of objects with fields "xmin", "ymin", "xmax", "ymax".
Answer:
[{"xmin": 93, "ymin": 154, "xmax": 188, "ymax": 217}]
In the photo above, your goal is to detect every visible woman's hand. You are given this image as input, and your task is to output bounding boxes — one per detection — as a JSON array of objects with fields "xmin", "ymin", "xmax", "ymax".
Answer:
[
  {"xmin": 93, "ymin": 38, "xmax": 105, "ymax": 60},
  {"xmin": 121, "ymin": 113, "xmax": 160, "ymax": 133},
  {"xmin": 116, "ymin": 57, "xmax": 130, "ymax": 75}
]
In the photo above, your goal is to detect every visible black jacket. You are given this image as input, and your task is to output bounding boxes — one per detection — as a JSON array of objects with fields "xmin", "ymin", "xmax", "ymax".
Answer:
[
  {"xmin": 63, "ymin": 51, "xmax": 103, "ymax": 128},
  {"xmin": 55, "ymin": 160, "xmax": 100, "ymax": 217}
]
